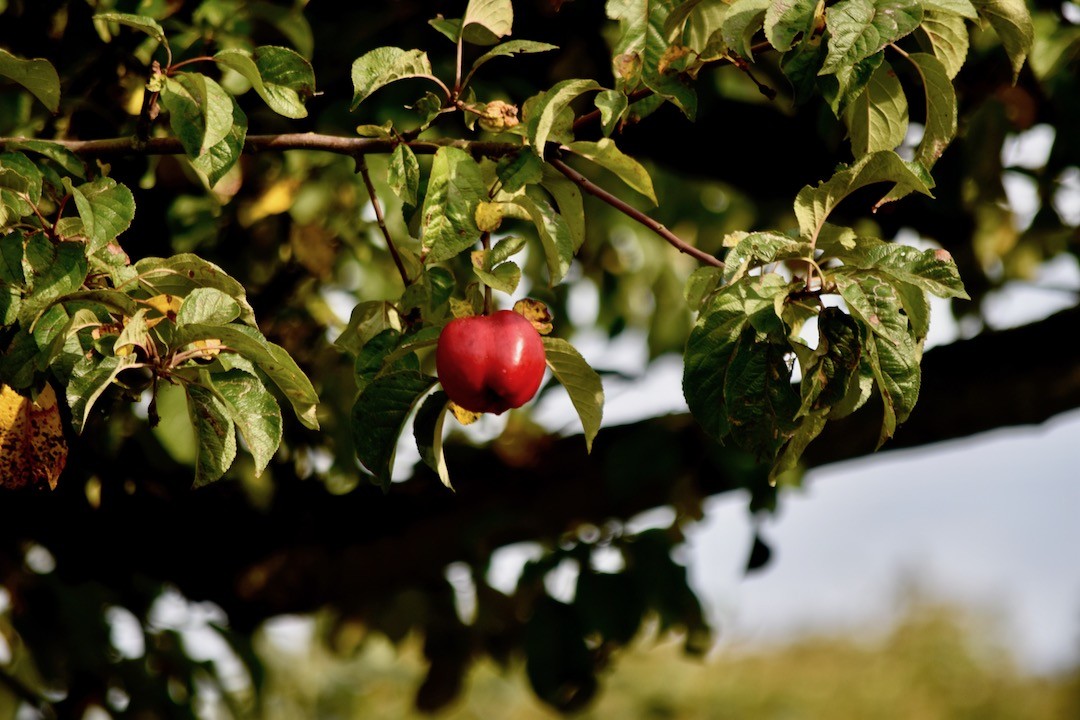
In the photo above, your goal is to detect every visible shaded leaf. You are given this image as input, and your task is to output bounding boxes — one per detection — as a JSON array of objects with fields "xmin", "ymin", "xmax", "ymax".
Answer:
[
  {"xmin": 917, "ymin": 10, "xmax": 970, "ymax": 79},
  {"xmin": 0, "ymin": 48, "xmax": 60, "ymax": 112},
  {"xmin": 352, "ymin": 370, "xmax": 437, "ymax": 489},
  {"xmin": 134, "ymin": 254, "xmax": 256, "ymax": 325},
  {"xmin": 186, "ymin": 382, "xmax": 237, "ymax": 488},
  {"xmin": 972, "ymin": 0, "xmax": 1033, "ymax": 82},
  {"xmin": 413, "ymin": 390, "xmax": 453, "ymax": 489},
  {"xmin": 67, "ymin": 354, "xmax": 137, "ymax": 433},
  {"xmin": 765, "ymin": 0, "xmax": 819, "ymax": 52},
  {"xmin": 93, "ymin": 11, "xmax": 167, "ymax": 47},
  {"xmin": 212, "ymin": 369, "xmax": 283, "ymax": 476}
]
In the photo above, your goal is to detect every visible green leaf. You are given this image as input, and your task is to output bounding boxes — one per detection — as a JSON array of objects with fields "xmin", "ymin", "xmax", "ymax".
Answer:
[
  {"xmin": 467, "ymin": 40, "xmax": 558, "ymax": 81},
  {"xmin": 793, "ymin": 151, "xmax": 933, "ymax": 242},
  {"xmin": 214, "ymin": 46, "xmax": 316, "ymax": 119},
  {"xmin": 212, "ymin": 368, "xmax": 283, "ymax": 476},
  {"xmin": 172, "ymin": 324, "xmax": 319, "ymax": 429},
  {"xmin": 594, "ymin": 89, "xmax": 628, "ymax": 137},
  {"xmin": 490, "ymin": 235, "xmax": 528, "ymax": 265},
  {"xmin": 0, "ymin": 48, "xmax": 61, "ymax": 113},
  {"xmin": 565, "ymin": 139, "xmax": 657, "ymax": 204},
  {"xmin": 834, "ymin": 269, "xmax": 920, "ymax": 446},
  {"xmin": 462, "ymin": 0, "xmax": 515, "ymax": 45},
  {"xmin": 780, "ymin": 37, "xmax": 828, "ymax": 104},
  {"xmin": 134, "ymin": 254, "xmax": 256, "ymax": 325},
  {"xmin": 540, "ymin": 167, "xmax": 586, "ymax": 251},
  {"xmin": 843, "ymin": 60, "xmax": 908, "ymax": 156},
  {"xmin": 413, "ymin": 390, "xmax": 452, "ymax": 489},
  {"xmin": 765, "ymin": 0, "xmax": 819, "ymax": 52},
  {"xmin": 191, "ymin": 93, "xmax": 247, "ymax": 188},
  {"xmin": 388, "ymin": 143, "xmax": 420, "ymax": 206},
  {"xmin": 878, "ymin": 53, "xmax": 956, "ymax": 205},
  {"xmin": 186, "ymin": 382, "xmax": 237, "ymax": 487},
  {"xmin": 542, "ymin": 337, "xmax": 604, "ymax": 453},
  {"xmin": 0, "ymin": 151, "xmax": 43, "ymax": 223},
  {"xmin": 63, "ymin": 177, "xmax": 135, "ymax": 253},
  {"xmin": 606, "ymin": 0, "xmax": 698, "ymax": 118},
  {"xmin": 429, "ymin": 16, "xmax": 463, "ymax": 43},
  {"xmin": 917, "ymin": 10, "xmax": 970, "ymax": 80},
  {"xmin": 822, "ymin": 52, "xmax": 884, "ymax": 114},
  {"xmin": 797, "ymin": 307, "xmax": 863, "ymax": 415},
  {"xmin": 513, "ymin": 188, "xmax": 575, "ymax": 284},
  {"xmin": 819, "ymin": 0, "xmax": 923, "ymax": 76},
  {"xmin": 473, "ymin": 259, "xmax": 521, "ymax": 294},
  {"xmin": 67, "ymin": 354, "xmax": 137, "ymax": 433},
  {"xmin": 18, "ymin": 239, "xmax": 88, "ymax": 326},
  {"xmin": 114, "ymin": 309, "xmax": 149, "ymax": 356},
  {"xmin": 825, "ymin": 240, "xmax": 969, "ymax": 298},
  {"xmin": 335, "ymin": 301, "xmax": 402, "ymax": 355},
  {"xmin": 5, "ymin": 140, "xmax": 86, "ymax": 179},
  {"xmin": 176, "ymin": 287, "xmax": 242, "ymax": 326},
  {"xmin": 350, "ymin": 47, "xmax": 435, "ymax": 110},
  {"xmin": 160, "ymin": 72, "xmax": 235, "ymax": 159},
  {"xmin": 921, "ymin": 0, "xmax": 978, "ymax": 19},
  {"xmin": 682, "ymin": 273, "xmax": 800, "ymax": 456},
  {"xmin": 722, "ymin": 231, "xmax": 807, "ymax": 283},
  {"xmin": 972, "ymin": 0, "xmax": 1033, "ymax": 82},
  {"xmin": 93, "ymin": 11, "xmax": 168, "ymax": 47},
  {"xmin": 497, "ymin": 151, "xmax": 544, "ymax": 194},
  {"xmin": 722, "ymin": 0, "xmax": 771, "ymax": 58},
  {"xmin": 526, "ymin": 78, "xmax": 602, "ymax": 156},
  {"xmin": 684, "ymin": 266, "xmax": 723, "ymax": 309},
  {"xmin": 352, "ymin": 370, "xmax": 437, "ymax": 489},
  {"xmin": 421, "ymin": 147, "xmax": 487, "ymax": 263}
]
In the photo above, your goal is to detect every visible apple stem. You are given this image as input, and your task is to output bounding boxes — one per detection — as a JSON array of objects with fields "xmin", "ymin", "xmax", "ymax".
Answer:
[
  {"xmin": 356, "ymin": 155, "xmax": 411, "ymax": 286},
  {"xmin": 482, "ymin": 231, "xmax": 493, "ymax": 315}
]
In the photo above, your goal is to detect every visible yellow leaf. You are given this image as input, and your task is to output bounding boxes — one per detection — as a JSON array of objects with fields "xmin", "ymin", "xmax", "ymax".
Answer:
[
  {"xmin": 0, "ymin": 383, "xmax": 67, "ymax": 490},
  {"xmin": 143, "ymin": 294, "xmax": 182, "ymax": 320},
  {"xmin": 239, "ymin": 178, "xmax": 299, "ymax": 227},
  {"xmin": 512, "ymin": 298, "xmax": 554, "ymax": 335},
  {"xmin": 448, "ymin": 401, "xmax": 481, "ymax": 426}
]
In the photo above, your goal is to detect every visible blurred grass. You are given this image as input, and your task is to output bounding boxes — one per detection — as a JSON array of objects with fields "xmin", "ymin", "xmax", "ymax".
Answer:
[{"xmin": 258, "ymin": 601, "xmax": 1080, "ymax": 719}]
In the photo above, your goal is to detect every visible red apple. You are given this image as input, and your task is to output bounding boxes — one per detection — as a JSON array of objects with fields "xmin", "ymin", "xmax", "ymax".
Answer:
[{"xmin": 435, "ymin": 310, "xmax": 546, "ymax": 414}]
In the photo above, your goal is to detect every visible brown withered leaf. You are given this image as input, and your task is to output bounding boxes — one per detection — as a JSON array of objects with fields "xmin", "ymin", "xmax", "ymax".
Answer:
[
  {"xmin": 512, "ymin": 298, "xmax": 554, "ymax": 335},
  {"xmin": 0, "ymin": 383, "xmax": 67, "ymax": 490}
]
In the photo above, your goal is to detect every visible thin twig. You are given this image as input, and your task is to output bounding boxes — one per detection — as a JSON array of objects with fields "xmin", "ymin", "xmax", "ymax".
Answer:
[
  {"xmin": 548, "ymin": 156, "xmax": 723, "ymax": 268},
  {"xmin": 481, "ymin": 231, "xmax": 492, "ymax": 314},
  {"xmin": 356, "ymin": 155, "xmax": 410, "ymax": 286}
]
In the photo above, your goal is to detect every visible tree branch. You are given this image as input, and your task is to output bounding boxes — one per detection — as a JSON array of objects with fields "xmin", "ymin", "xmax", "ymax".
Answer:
[
  {"xmin": 356, "ymin": 155, "xmax": 410, "ymax": 286},
  {"xmin": 0, "ymin": 134, "xmax": 521, "ymax": 160},
  {"xmin": 549, "ymin": 156, "xmax": 723, "ymax": 268}
]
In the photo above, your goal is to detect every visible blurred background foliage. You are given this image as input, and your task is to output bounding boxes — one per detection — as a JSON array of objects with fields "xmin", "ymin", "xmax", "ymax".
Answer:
[{"xmin": 1, "ymin": 0, "xmax": 1079, "ymax": 717}]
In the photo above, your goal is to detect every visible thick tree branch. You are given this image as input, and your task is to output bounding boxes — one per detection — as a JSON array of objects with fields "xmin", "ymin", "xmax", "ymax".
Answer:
[{"xmin": 4, "ymin": 305, "xmax": 1077, "ymax": 626}]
